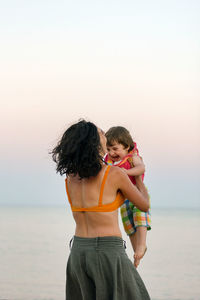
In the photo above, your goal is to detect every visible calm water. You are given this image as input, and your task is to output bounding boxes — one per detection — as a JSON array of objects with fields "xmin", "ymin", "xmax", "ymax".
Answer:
[{"xmin": 0, "ymin": 206, "xmax": 200, "ymax": 300}]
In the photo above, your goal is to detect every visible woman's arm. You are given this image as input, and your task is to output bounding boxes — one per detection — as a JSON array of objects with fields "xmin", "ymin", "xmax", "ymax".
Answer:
[{"xmin": 113, "ymin": 167, "xmax": 149, "ymax": 212}]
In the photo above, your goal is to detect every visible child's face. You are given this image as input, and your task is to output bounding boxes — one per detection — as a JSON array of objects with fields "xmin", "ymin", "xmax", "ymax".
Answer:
[{"xmin": 107, "ymin": 142, "xmax": 129, "ymax": 162}]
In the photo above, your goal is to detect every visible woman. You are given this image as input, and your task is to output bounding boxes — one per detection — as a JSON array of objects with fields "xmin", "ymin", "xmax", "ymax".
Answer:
[{"xmin": 52, "ymin": 120, "xmax": 150, "ymax": 300}]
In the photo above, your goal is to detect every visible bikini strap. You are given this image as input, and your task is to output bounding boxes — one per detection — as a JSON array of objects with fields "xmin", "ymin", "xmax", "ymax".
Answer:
[
  {"xmin": 98, "ymin": 165, "xmax": 111, "ymax": 206},
  {"xmin": 65, "ymin": 177, "xmax": 72, "ymax": 205}
]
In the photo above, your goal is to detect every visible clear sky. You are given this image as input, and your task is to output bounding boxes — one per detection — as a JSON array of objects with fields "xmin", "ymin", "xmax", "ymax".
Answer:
[{"xmin": 0, "ymin": 0, "xmax": 199, "ymax": 207}]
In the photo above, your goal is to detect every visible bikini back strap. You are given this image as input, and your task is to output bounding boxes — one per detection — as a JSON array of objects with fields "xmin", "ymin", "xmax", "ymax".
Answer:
[
  {"xmin": 65, "ymin": 178, "xmax": 72, "ymax": 205},
  {"xmin": 98, "ymin": 165, "xmax": 111, "ymax": 206}
]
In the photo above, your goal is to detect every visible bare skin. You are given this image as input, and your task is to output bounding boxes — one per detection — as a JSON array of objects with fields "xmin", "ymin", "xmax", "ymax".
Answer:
[
  {"xmin": 67, "ymin": 165, "xmax": 149, "ymax": 239},
  {"xmin": 130, "ymin": 227, "xmax": 147, "ymax": 268}
]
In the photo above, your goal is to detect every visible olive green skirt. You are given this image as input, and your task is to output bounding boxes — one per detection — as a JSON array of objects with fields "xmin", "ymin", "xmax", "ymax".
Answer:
[{"xmin": 66, "ymin": 236, "xmax": 150, "ymax": 300}]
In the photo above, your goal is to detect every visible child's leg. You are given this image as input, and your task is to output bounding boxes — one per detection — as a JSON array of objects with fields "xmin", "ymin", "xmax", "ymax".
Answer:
[
  {"xmin": 133, "ymin": 227, "xmax": 147, "ymax": 268},
  {"xmin": 129, "ymin": 232, "xmax": 137, "ymax": 252},
  {"xmin": 133, "ymin": 205, "xmax": 151, "ymax": 268}
]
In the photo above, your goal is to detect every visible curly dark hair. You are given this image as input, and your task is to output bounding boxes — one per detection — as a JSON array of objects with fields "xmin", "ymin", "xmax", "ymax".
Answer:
[{"xmin": 51, "ymin": 120, "xmax": 103, "ymax": 179}]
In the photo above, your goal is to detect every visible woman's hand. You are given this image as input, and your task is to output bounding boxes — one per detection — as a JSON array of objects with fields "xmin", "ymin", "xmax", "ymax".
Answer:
[{"xmin": 121, "ymin": 168, "xmax": 128, "ymax": 174}]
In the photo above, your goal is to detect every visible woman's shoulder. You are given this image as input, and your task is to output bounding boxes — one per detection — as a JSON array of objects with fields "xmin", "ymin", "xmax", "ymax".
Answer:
[
  {"xmin": 107, "ymin": 165, "xmax": 127, "ymax": 179},
  {"xmin": 106, "ymin": 165, "xmax": 132, "ymax": 192}
]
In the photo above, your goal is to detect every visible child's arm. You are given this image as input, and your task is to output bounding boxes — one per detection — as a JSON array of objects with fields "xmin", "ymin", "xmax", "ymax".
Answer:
[{"xmin": 123, "ymin": 155, "xmax": 145, "ymax": 176}]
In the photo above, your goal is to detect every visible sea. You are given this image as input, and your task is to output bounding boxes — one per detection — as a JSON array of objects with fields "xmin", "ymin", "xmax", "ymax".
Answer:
[{"xmin": 0, "ymin": 206, "xmax": 200, "ymax": 300}]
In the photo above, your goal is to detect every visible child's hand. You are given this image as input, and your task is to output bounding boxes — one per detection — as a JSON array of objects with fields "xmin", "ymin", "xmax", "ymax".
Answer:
[
  {"xmin": 122, "ymin": 168, "xmax": 136, "ymax": 176},
  {"xmin": 121, "ymin": 168, "xmax": 128, "ymax": 174}
]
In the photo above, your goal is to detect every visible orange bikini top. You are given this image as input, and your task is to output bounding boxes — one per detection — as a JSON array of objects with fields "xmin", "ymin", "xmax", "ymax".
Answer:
[{"xmin": 65, "ymin": 165, "xmax": 125, "ymax": 212}]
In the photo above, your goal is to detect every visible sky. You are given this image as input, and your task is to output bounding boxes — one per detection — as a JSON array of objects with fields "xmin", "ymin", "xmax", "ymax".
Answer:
[{"xmin": 0, "ymin": 0, "xmax": 199, "ymax": 207}]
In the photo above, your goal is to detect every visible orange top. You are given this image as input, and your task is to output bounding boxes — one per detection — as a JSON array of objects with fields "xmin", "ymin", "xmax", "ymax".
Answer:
[{"xmin": 65, "ymin": 165, "xmax": 125, "ymax": 212}]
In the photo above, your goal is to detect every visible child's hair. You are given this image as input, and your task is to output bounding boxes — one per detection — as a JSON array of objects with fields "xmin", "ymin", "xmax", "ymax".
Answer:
[
  {"xmin": 105, "ymin": 126, "xmax": 135, "ymax": 152},
  {"xmin": 51, "ymin": 120, "xmax": 103, "ymax": 179}
]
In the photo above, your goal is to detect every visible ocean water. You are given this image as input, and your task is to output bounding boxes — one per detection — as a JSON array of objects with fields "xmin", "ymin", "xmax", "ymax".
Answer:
[{"xmin": 0, "ymin": 206, "xmax": 200, "ymax": 300}]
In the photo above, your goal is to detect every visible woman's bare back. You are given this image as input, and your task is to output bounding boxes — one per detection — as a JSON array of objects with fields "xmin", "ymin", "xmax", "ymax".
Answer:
[{"xmin": 67, "ymin": 165, "xmax": 122, "ymax": 237}]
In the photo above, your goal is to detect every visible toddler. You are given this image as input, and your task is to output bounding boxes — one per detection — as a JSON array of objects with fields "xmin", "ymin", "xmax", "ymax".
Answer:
[{"xmin": 105, "ymin": 126, "xmax": 151, "ymax": 267}]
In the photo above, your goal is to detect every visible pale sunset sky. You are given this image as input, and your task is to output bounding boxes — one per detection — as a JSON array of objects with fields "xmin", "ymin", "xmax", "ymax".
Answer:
[{"xmin": 0, "ymin": 0, "xmax": 199, "ymax": 207}]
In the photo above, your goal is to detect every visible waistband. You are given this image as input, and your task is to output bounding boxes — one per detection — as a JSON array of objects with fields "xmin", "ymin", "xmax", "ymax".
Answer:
[{"xmin": 70, "ymin": 236, "xmax": 126, "ymax": 250}]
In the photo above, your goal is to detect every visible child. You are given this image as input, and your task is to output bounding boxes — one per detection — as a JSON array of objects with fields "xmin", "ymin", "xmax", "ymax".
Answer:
[{"xmin": 105, "ymin": 126, "xmax": 151, "ymax": 268}]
